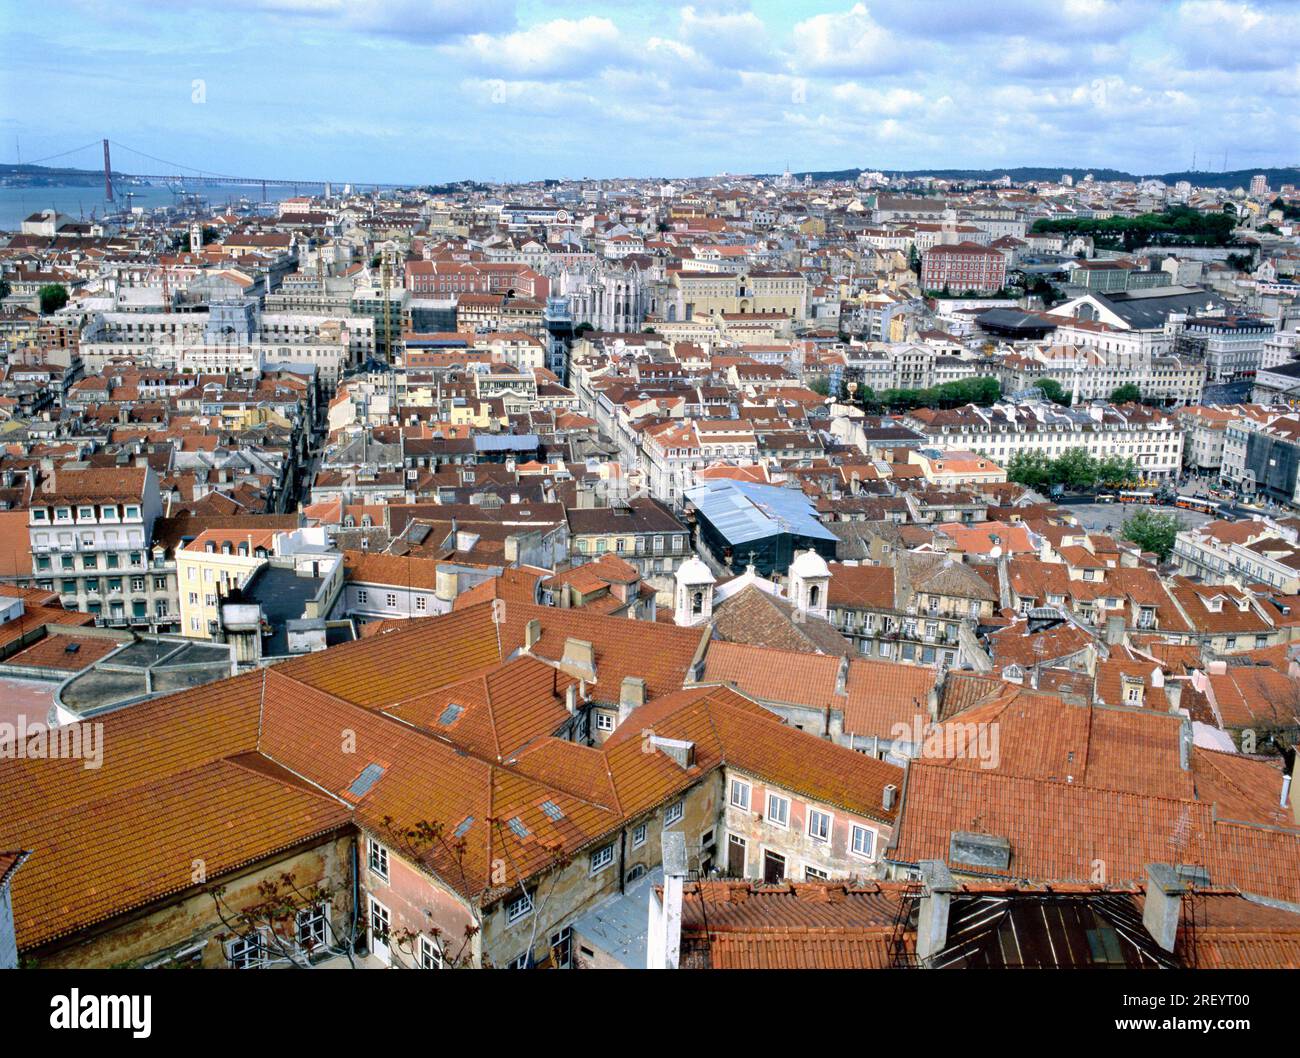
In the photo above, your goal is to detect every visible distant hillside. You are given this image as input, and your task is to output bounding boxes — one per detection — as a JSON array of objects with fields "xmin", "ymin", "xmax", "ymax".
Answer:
[
  {"xmin": 783, "ymin": 165, "xmax": 1300, "ymax": 190},
  {"xmin": 0, "ymin": 162, "xmax": 119, "ymax": 187}
]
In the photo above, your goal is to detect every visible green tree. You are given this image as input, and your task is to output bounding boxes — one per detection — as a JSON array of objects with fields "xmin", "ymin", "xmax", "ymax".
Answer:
[
  {"xmin": 1121, "ymin": 508, "xmax": 1182, "ymax": 561},
  {"xmin": 1110, "ymin": 383, "xmax": 1142, "ymax": 404},
  {"xmin": 1006, "ymin": 451, "xmax": 1054, "ymax": 490},
  {"xmin": 808, "ymin": 375, "xmax": 831, "ymax": 397},
  {"xmin": 38, "ymin": 284, "xmax": 69, "ymax": 314},
  {"xmin": 0, "ymin": 276, "xmax": 10, "ymax": 300},
  {"xmin": 1096, "ymin": 456, "xmax": 1138, "ymax": 487},
  {"xmin": 1033, "ymin": 378, "xmax": 1070, "ymax": 406},
  {"xmin": 1052, "ymin": 448, "xmax": 1099, "ymax": 490},
  {"xmin": 180, "ymin": 226, "xmax": 219, "ymax": 252},
  {"xmin": 1270, "ymin": 197, "xmax": 1300, "ymax": 221}
]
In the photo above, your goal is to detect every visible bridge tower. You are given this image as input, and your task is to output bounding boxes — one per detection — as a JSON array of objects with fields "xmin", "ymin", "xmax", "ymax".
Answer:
[{"xmin": 102, "ymin": 139, "xmax": 114, "ymax": 203}]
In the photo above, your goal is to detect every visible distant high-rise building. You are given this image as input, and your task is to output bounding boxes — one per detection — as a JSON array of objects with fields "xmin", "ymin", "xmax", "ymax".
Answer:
[{"xmin": 1250, "ymin": 174, "xmax": 1270, "ymax": 199}]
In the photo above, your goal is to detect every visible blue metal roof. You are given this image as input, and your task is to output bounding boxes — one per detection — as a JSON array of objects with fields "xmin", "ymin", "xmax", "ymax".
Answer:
[
  {"xmin": 473, "ymin": 433, "xmax": 540, "ymax": 452},
  {"xmin": 686, "ymin": 479, "xmax": 837, "ymax": 545}
]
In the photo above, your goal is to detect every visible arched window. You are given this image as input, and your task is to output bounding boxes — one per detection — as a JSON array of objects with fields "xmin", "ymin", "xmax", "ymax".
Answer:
[
  {"xmin": 692, "ymin": 590, "xmax": 704, "ymax": 615},
  {"xmin": 808, "ymin": 584, "xmax": 821, "ymax": 609}
]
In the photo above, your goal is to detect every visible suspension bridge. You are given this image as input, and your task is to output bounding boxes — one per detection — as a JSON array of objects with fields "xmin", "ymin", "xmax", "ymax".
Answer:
[{"xmin": 8, "ymin": 139, "xmax": 408, "ymax": 201}]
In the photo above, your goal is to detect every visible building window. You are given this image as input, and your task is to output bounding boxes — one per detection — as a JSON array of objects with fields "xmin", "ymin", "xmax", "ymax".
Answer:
[
  {"xmin": 766, "ymin": 793, "xmax": 790, "ymax": 829},
  {"xmin": 506, "ymin": 892, "xmax": 534, "ymax": 923},
  {"xmin": 415, "ymin": 596, "xmax": 427, "ymax": 611},
  {"xmin": 729, "ymin": 779, "xmax": 751, "ymax": 810},
  {"xmin": 367, "ymin": 838, "xmax": 389, "ymax": 881},
  {"xmin": 386, "ymin": 593, "xmax": 397, "ymax": 607},
  {"xmin": 808, "ymin": 809, "xmax": 832, "ymax": 843},
  {"xmin": 805, "ymin": 866, "xmax": 829, "ymax": 881},
  {"xmin": 296, "ymin": 903, "xmax": 328, "ymax": 952},
  {"xmin": 226, "ymin": 932, "xmax": 265, "ymax": 969},
  {"xmin": 357, "ymin": 590, "xmax": 368, "ymax": 604},
  {"xmin": 589, "ymin": 843, "xmax": 615, "ymax": 874},
  {"xmin": 549, "ymin": 927, "xmax": 573, "ymax": 969},
  {"xmin": 506, "ymin": 952, "xmax": 529, "ymax": 970},
  {"xmin": 418, "ymin": 935, "xmax": 443, "ymax": 969},
  {"xmin": 664, "ymin": 800, "xmax": 684, "ymax": 827},
  {"xmin": 850, "ymin": 825, "xmax": 876, "ymax": 859},
  {"xmin": 595, "ymin": 711, "xmax": 615, "ymax": 732},
  {"xmin": 632, "ymin": 823, "xmax": 647, "ymax": 847}
]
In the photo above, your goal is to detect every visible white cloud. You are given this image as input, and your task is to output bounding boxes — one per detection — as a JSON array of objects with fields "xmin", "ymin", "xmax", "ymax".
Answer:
[
  {"xmin": 790, "ymin": 4, "xmax": 908, "ymax": 75},
  {"xmin": 452, "ymin": 16, "xmax": 629, "ymax": 79},
  {"xmin": 831, "ymin": 83, "xmax": 925, "ymax": 115},
  {"xmin": 1171, "ymin": 0, "xmax": 1300, "ymax": 71},
  {"xmin": 677, "ymin": 5, "xmax": 775, "ymax": 70}
]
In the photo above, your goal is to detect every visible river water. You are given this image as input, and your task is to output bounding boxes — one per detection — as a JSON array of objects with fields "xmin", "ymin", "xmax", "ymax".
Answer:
[{"xmin": 0, "ymin": 183, "xmax": 296, "ymax": 231}]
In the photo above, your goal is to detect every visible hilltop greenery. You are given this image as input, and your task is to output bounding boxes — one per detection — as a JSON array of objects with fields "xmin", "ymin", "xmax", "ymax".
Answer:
[{"xmin": 1031, "ymin": 207, "xmax": 1238, "ymax": 251}]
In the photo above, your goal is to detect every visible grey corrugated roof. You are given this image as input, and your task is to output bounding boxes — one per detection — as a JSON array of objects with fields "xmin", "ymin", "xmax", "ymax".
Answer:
[
  {"xmin": 686, "ymin": 479, "xmax": 837, "ymax": 545},
  {"xmin": 1093, "ymin": 287, "xmax": 1226, "ymax": 329}
]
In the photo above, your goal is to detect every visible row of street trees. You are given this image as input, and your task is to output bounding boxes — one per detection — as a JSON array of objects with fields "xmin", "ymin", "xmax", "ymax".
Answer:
[
  {"xmin": 1030, "ymin": 380, "xmax": 1146, "ymax": 406},
  {"xmin": 1006, "ymin": 447, "xmax": 1139, "ymax": 491},
  {"xmin": 858, "ymin": 376, "xmax": 1000, "ymax": 411}
]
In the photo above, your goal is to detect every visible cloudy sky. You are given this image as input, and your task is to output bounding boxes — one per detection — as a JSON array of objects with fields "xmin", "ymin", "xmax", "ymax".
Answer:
[{"xmin": 1, "ymin": 0, "xmax": 1297, "ymax": 183}]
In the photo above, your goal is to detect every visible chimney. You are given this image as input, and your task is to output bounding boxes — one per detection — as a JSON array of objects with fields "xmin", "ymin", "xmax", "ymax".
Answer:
[
  {"xmin": 618, "ymin": 676, "xmax": 645, "ymax": 724},
  {"xmin": 560, "ymin": 637, "xmax": 597, "ymax": 682},
  {"xmin": 1141, "ymin": 863, "xmax": 1186, "ymax": 953},
  {"xmin": 1165, "ymin": 679, "xmax": 1183, "ymax": 713},
  {"xmin": 524, "ymin": 618, "xmax": 541, "ymax": 652},
  {"xmin": 647, "ymin": 831, "xmax": 687, "ymax": 969},
  {"xmin": 883, "ymin": 783, "xmax": 897, "ymax": 813},
  {"xmin": 1179, "ymin": 716, "xmax": 1193, "ymax": 772},
  {"xmin": 649, "ymin": 735, "xmax": 695, "ymax": 769},
  {"xmin": 1292, "ymin": 751, "xmax": 1300, "ymax": 827},
  {"xmin": 915, "ymin": 860, "xmax": 958, "ymax": 964},
  {"xmin": 565, "ymin": 683, "xmax": 577, "ymax": 715},
  {"xmin": 1104, "ymin": 614, "xmax": 1126, "ymax": 646}
]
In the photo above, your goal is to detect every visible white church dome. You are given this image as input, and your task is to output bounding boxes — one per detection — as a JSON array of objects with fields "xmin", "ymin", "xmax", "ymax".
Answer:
[
  {"xmin": 790, "ymin": 549, "xmax": 830, "ymax": 580},
  {"xmin": 674, "ymin": 554, "xmax": 716, "ymax": 586}
]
